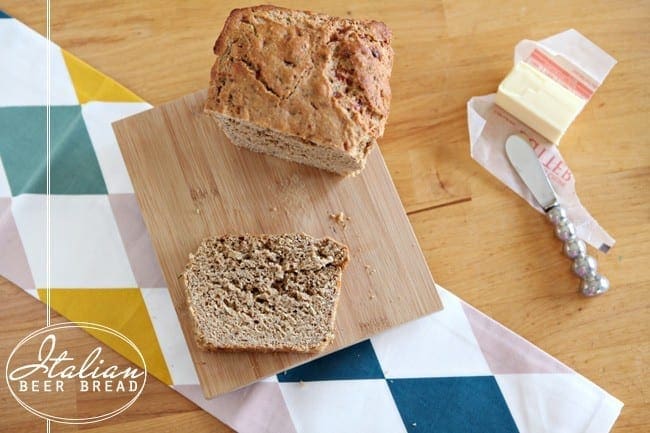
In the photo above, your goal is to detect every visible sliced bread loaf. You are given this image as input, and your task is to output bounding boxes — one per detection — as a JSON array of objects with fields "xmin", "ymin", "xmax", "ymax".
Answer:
[
  {"xmin": 204, "ymin": 5, "xmax": 393, "ymax": 176},
  {"xmin": 183, "ymin": 233, "xmax": 349, "ymax": 353}
]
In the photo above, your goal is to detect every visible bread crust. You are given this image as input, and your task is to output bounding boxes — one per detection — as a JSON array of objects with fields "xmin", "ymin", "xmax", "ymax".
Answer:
[{"xmin": 205, "ymin": 5, "xmax": 393, "ymax": 162}]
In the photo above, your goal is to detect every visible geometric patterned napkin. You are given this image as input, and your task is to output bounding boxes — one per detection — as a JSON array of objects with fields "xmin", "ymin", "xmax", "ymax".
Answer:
[{"xmin": 0, "ymin": 11, "xmax": 623, "ymax": 433}]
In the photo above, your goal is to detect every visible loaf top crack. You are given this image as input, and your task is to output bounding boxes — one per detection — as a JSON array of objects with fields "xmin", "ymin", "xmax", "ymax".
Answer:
[
  {"xmin": 205, "ymin": 5, "xmax": 393, "ymax": 161},
  {"xmin": 183, "ymin": 234, "xmax": 349, "ymax": 353}
]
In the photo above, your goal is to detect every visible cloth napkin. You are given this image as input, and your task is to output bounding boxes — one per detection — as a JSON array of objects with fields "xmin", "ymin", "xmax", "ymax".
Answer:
[{"xmin": 0, "ymin": 11, "xmax": 623, "ymax": 433}]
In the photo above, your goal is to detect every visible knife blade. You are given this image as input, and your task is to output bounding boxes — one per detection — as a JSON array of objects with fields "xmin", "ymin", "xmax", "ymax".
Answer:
[
  {"xmin": 504, "ymin": 134, "xmax": 609, "ymax": 296},
  {"xmin": 505, "ymin": 135, "xmax": 558, "ymax": 211}
]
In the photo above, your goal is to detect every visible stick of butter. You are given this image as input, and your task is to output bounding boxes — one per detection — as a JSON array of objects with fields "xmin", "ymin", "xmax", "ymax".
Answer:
[{"xmin": 495, "ymin": 61, "xmax": 587, "ymax": 144}]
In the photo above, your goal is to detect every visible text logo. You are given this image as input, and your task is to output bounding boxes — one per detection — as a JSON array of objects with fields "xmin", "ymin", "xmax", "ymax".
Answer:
[{"xmin": 5, "ymin": 322, "xmax": 147, "ymax": 424}]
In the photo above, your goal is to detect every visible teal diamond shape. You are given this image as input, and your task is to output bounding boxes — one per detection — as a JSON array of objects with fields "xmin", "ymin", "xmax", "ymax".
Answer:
[
  {"xmin": 388, "ymin": 376, "xmax": 519, "ymax": 432},
  {"xmin": 0, "ymin": 106, "xmax": 107, "ymax": 195}
]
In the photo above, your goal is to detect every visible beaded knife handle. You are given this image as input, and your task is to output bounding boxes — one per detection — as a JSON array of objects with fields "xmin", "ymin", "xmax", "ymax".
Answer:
[
  {"xmin": 505, "ymin": 135, "xmax": 609, "ymax": 296},
  {"xmin": 547, "ymin": 205, "xmax": 609, "ymax": 296}
]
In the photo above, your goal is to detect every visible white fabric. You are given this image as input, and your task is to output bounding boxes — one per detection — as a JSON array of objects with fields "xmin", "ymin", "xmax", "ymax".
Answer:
[
  {"xmin": 281, "ymin": 379, "xmax": 407, "ymax": 433},
  {"xmin": 12, "ymin": 194, "xmax": 137, "ymax": 287},
  {"xmin": 0, "ymin": 19, "xmax": 77, "ymax": 106},
  {"xmin": 82, "ymin": 102, "xmax": 152, "ymax": 193}
]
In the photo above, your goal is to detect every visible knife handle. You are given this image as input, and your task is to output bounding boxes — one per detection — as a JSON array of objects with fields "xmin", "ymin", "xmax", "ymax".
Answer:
[{"xmin": 546, "ymin": 205, "xmax": 610, "ymax": 296}]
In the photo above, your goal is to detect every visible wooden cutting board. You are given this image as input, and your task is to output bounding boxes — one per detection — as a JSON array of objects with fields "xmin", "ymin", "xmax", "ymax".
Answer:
[{"xmin": 113, "ymin": 90, "xmax": 442, "ymax": 399}]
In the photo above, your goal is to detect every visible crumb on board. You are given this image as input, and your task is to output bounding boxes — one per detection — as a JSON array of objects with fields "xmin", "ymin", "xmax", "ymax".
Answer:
[
  {"xmin": 270, "ymin": 206, "xmax": 278, "ymax": 212},
  {"xmin": 329, "ymin": 211, "xmax": 351, "ymax": 229},
  {"xmin": 364, "ymin": 264, "xmax": 377, "ymax": 275},
  {"xmin": 195, "ymin": 208, "xmax": 201, "ymax": 215}
]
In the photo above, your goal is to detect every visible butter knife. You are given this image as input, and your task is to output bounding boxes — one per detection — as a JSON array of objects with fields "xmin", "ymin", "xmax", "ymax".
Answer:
[{"xmin": 505, "ymin": 134, "xmax": 609, "ymax": 296}]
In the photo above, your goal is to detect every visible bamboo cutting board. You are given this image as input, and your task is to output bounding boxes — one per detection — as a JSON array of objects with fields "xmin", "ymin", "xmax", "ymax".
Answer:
[{"xmin": 113, "ymin": 90, "xmax": 442, "ymax": 399}]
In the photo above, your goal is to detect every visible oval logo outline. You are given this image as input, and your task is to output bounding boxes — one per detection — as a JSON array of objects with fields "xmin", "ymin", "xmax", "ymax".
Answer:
[{"xmin": 5, "ymin": 321, "xmax": 147, "ymax": 424}]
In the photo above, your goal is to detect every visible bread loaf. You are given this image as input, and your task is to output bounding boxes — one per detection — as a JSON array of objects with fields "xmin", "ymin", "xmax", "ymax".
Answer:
[
  {"xmin": 183, "ymin": 233, "xmax": 349, "ymax": 353},
  {"xmin": 205, "ymin": 5, "xmax": 394, "ymax": 176}
]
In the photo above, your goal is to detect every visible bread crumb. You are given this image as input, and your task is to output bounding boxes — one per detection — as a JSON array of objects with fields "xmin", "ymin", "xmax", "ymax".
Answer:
[
  {"xmin": 412, "ymin": 422, "xmax": 417, "ymax": 427},
  {"xmin": 270, "ymin": 206, "xmax": 278, "ymax": 212},
  {"xmin": 329, "ymin": 211, "xmax": 351, "ymax": 229},
  {"xmin": 330, "ymin": 211, "xmax": 349, "ymax": 223},
  {"xmin": 195, "ymin": 208, "xmax": 201, "ymax": 215},
  {"xmin": 364, "ymin": 264, "xmax": 376, "ymax": 275},
  {"xmin": 369, "ymin": 294, "xmax": 375, "ymax": 300}
]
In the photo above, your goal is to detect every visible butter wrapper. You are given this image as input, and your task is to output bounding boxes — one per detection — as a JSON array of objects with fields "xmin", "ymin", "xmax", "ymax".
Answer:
[{"xmin": 468, "ymin": 29, "xmax": 616, "ymax": 252}]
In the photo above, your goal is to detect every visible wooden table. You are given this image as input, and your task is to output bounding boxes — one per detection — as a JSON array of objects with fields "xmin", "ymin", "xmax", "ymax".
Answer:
[{"xmin": 2, "ymin": 1, "xmax": 648, "ymax": 432}]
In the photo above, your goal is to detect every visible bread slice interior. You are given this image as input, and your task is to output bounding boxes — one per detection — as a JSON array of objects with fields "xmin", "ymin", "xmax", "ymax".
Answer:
[
  {"xmin": 217, "ymin": 115, "xmax": 370, "ymax": 176},
  {"xmin": 183, "ymin": 233, "xmax": 349, "ymax": 353}
]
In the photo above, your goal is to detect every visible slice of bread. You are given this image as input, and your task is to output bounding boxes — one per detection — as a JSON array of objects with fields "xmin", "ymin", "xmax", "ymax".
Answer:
[{"xmin": 183, "ymin": 233, "xmax": 349, "ymax": 353}]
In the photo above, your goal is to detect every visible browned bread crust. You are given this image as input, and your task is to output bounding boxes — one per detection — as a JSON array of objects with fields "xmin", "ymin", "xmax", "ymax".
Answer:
[{"xmin": 205, "ymin": 5, "xmax": 393, "ymax": 175}]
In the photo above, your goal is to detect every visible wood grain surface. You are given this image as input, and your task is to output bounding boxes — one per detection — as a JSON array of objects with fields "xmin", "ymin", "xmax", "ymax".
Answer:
[
  {"xmin": 1, "ymin": 0, "xmax": 648, "ymax": 432},
  {"xmin": 113, "ymin": 89, "xmax": 441, "ymax": 398}
]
